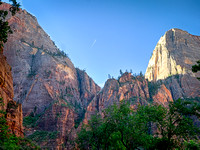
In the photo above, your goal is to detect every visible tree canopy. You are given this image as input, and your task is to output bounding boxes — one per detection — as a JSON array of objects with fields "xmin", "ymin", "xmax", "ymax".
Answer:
[
  {"xmin": 77, "ymin": 100, "xmax": 200, "ymax": 150},
  {"xmin": 0, "ymin": 97, "xmax": 40, "ymax": 149},
  {"xmin": 192, "ymin": 60, "xmax": 200, "ymax": 80},
  {"xmin": 0, "ymin": 0, "xmax": 20, "ymax": 48}
]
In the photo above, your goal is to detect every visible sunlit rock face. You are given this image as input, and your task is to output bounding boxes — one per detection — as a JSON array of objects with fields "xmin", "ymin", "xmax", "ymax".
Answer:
[
  {"xmin": 0, "ymin": 47, "xmax": 23, "ymax": 137},
  {"xmin": 145, "ymin": 28, "xmax": 200, "ymax": 81},
  {"xmin": 84, "ymin": 73, "xmax": 150, "ymax": 124},
  {"xmin": 84, "ymin": 29, "xmax": 200, "ymax": 125},
  {"xmin": 1, "ymin": 3, "xmax": 100, "ymax": 149},
  {"xmin": 1, "ymin": 2, "xmax": 200, "ymax": 148},
  {"xmin": 145, "ymin": 28, "xmax": 200, "ymax": 99},
  {"xmin": 152, "ymin": 84, "xmax": 173, "ymax": 106}
]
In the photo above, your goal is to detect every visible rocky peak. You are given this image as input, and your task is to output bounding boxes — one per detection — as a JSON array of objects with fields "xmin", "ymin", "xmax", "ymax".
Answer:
[
  {"xmin": 1, "ymin": 3, "xmax": 100, "ymax": 148},
  {"xmin": 83, "ymin": 73, "xmax": 150, "ymax": 123},
  {"xmin": 145, "ymin": 28, "xmax": 200, "ymax": 82},
  {"xmin": 1, "ymin": 2, "xmax": 200, "ymax": 148},
  {"xmin": 119, "ymin": 72, "xmax": 132, "ymax": 83}
]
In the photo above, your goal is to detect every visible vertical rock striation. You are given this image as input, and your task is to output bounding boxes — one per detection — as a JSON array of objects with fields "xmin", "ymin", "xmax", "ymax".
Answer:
[
  {"xmin": 1, "ymin": 2, "xmax": 200, "ymax": 148},
  {"xmin": 1, "ymin": 3, "xmax": 100, "ymax": 148},
  {"xmin": 145, "ymin": 28, "xmax": 200, "ymax": 99},
  {"xmin": 0, "ymin": 47, "xmax": 23, "ymax": 137},
  {"xmin": 84, "ymin": 29, "xmax": 200, "ymax": 125},
  {"xmin": 84, "ymin": 73, "xmax": 150, "ymax": 123},
  {"xmin": 145, "ymin": 28, "xmax": 200, "ymax": 81}
]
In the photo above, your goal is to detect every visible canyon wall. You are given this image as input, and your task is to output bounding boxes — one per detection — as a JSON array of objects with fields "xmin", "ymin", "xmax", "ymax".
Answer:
[
  {"xmin": 145, "ymin": 28, "xmax": 200, "ymax": 99},
  {"xmin": 1, "ymin": 3, "xmax": 100, "ymax": 149},
  {"xmin": 0, "ymin": 47, "xmax": 23, "ymax": 137},
  {"xmin": 1, "ymin": 2, "xmax": 200, "ymax": 148},
  {"xmin": 84, "ymin": 29, "xmax": 200, "ymax": 125}
]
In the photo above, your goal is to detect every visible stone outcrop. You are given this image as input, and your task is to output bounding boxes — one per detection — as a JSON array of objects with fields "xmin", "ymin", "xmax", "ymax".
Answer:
[
  {"xmin": 0, "ymin": 3, "xmax": 100, "ymax": 149},
  {"xmin": 0, "ymin": 47, "xmax": 23, "ymax": 137},
  {"xmin": 145, "ymin": 28, "xmax": 200, "ymax": 99},
  {"xmin": 1, "ymin": 2, "xmax": 200, "ymax": 148},
  {"xmin": 152, "ymin": 84, "xmax": 173, "ymax": 106},
  {"xmin": 145, "ymin": 28, "xmax": 200, "ymax": 82},
  {"xmin": 84, "ymin": 29, "xmax": 200, "ymax": 125},
  {"xmin": 84, "ymin": 73, "xmax": 150, "ymax": 123}
]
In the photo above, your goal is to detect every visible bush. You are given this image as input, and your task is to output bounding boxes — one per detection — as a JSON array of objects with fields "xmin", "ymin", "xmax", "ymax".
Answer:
[
  {"xmin": 23, "ymin": 112, "xmax": 41, "ymax": 128},
  {"xmin": 28, "ymin": 130, "xmax": 58, "ymax": 143},
  {"xmin": 0, "ymin": 97, "xmax": 40, "ymax": 149},
  {"xmin": 77, "ymin": 100, "xmax": 200, "ymax": 149},
  {"xmin": 184, "ymin": 140, "xmax": 200, "ymax": 150}
]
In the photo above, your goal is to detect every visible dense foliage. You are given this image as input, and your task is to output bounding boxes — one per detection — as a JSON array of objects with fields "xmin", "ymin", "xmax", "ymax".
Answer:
[
  {"xmin": 77, "ymin": 100, "xmax": 200, "ymax": 150},
  {"xmin": 192, "ymin": 60, "xmax": 200, "ymax": 73},
  {"xmin": 0, "ymin": 0, "xmax": 20, "ymax": 48},
  {"xmin": 192, "ymin": 60, "xmax": 200, "ymax": 80},
  {"xmin": 0, "ymin": 97, "xmax": 40, "ymax": 149}
]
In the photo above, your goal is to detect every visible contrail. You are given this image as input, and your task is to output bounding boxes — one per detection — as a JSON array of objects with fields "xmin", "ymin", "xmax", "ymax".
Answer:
[{"xmin": 90, "ymin": 39, "xmax": 96, "ymax": 48}]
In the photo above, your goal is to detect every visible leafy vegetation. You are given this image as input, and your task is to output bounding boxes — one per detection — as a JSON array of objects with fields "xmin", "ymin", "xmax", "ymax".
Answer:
[
  {"xmin": 148, "ymin": 81, "xmax": 161, "ymax": 98},
  {"xmin": 192, "ymin": 60, "xmax": 200, "ymax": 80},
  {"xmin": 27, "ymin": 54, "xmax": 36, "ymax": 78},
  {"xmin": 27, "ymin": 130, "xmax": 58, "ymax": 143},
  {"xmin": 23, "ymin": 112, "xmax": 41, "ymax": 128},
  {"xmin": 0, "ymin": 97, "xmax": 40, "ymax": 149},
  {"xmin": 42, "ymin": 48, "xmax": 68, "ymax": 58},
  {"xmin": 77, "ymin": 100, "xmax": 200, "ymax": 150},
  {"xmin": 74, "ymin": 108, "xmax": 86, "ymax": 129},
  {"xmin": 7, "ymin": 100, "xmax": 18, "ymax": 110},
  {"xmin": 0, "ymin": 0, "xmax": 20, "ymax": 48}
]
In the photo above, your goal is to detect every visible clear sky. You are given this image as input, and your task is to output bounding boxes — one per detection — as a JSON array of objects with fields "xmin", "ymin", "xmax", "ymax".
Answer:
[{"xmin": 3, "ymin": 0, "xmax": 200, "ymax": 87}]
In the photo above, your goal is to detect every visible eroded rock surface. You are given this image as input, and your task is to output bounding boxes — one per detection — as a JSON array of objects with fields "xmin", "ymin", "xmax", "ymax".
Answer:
[
  {"xmin": 145, "ymin": 28, "xmax": 200, "ymax": 99},
  {"xmin": 84, "ymin": 73, "xmax": 150, "ymax": 123},
  {"xmin": 1, "ymin": 2, "xmax": 200, "ymax": 148},
  {"xmin": 145, "ymin": 28, "xmax": 200, "ymax": 82},
  {"xmin": 84, "ymin": 29, "xmax": 200, "ymax": 126},
  {"xmin": 1, "ymin": 3, "xmax": 100, "ymax": 149},
  {"xmin": 0, "ymin": 47, "xmax": 23, "ymax": 137}
]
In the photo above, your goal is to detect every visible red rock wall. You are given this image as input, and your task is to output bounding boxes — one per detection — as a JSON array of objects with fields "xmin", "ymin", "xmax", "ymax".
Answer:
[
  {"xmin": 1, "ymin": 3, "xmax": 100, "ymax": 148},
  {"xmin": 0, "ymin": 47, "xmax": 23, "ymax": 137}
]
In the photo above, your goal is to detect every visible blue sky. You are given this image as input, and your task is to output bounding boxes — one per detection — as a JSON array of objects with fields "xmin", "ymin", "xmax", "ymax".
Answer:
[{"xmin": 4, "ymin": 0, "xmax": 200, "ymax": 87}]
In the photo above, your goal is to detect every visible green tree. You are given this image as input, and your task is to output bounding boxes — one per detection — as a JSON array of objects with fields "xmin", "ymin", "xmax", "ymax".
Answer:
[
  {"xmin": 77, "ymin": 100, "xmax": 200, "ymax": 150},
  {"xmin": 76, "ymin": 113, "xmax": 105, "ymax": 150},
  {"xmin": 0, "ymin": 0, "xmax": 20, "ymax": 48},
  {"xmin": 103, "ymin": 101, "xmax": 154, "ymax": 149},
  {"xmin": 0, "ymin": 97, "xmax": 40, "ymax": 149},
  {"xmin": 120, "ymin": 69, "xmax": 123, "ymax": 76},
  {"xmin": 192, "ymin": 60, "xmax": 200, "ymax": 73},
  {"xmin": 108, "ymin": 74, "xmax": 111, "ymax": 79},
  {"xmin": 77, "ymin": 101, "xmax": 153, "ymax": 149},
  {"xmin": 137, "ymin": 99, "xmax": 200, "ymax": 150},
  {"xmin": 192, "ymin": 60, "xmax": 200, "ymax": 80}
]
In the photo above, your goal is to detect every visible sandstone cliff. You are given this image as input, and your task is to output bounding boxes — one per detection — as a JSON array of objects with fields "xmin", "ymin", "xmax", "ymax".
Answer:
[
  {"xmin": 1, "ymin": 2, "xmax": 200, "ymax": 148},
  {"xmin": 145, "ymin": 28, "xmax": 200, "ymax": 81},
  {"xmin": 0, "ymin": 47, "xmax": 23, "ymax": 137},
  {"xmin": 84, "ymin": 29, "xmax": 200, "ymax": 125},
  {"xmin": 0, "ymin": 3, "xmax": 100, "ymax": 149},
  {"xmin": 84, "ymin": 73, "xmax": 151, "ymax": 123},
  {"xmin": 145, "ymin": 28, "xmax": 200, "ymax": 99}
]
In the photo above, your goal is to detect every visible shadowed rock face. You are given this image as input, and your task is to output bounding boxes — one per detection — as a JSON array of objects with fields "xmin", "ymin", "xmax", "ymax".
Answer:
[
  {"xmin": 0, "ymin": 47, "xmax": 23, "ymax": 137},
  {"xmin": 1, "ymin": 3, "xmax": 100, "ymax": 149}
]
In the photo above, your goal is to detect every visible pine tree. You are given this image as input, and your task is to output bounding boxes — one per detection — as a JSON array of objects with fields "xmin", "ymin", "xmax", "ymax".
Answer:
[
  {"xmin": 0, "ymin": 0, "xmax": 20, "ymax": 48},
  {"xmin": 120, "ymin": 69, "xmax": 123, "ymax": 76}
]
